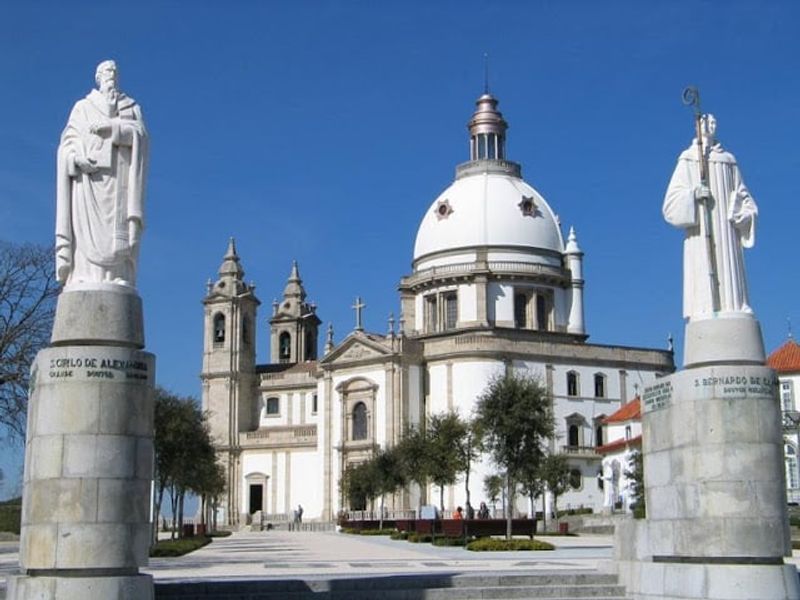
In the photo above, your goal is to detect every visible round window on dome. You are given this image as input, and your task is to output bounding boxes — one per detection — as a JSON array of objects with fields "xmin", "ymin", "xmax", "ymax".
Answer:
[
  {"xmin": 519, "ymin": 195, "xmax": 538, "ymax": 217},
  {"xmin": 435, "ymin": 199, "xmax": 454, "ymax": 221}
]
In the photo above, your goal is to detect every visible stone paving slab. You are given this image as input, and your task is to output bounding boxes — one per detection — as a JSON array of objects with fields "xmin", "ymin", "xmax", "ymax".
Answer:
[{"xmin": 143, "ymin": 531, "xmax": 615, "ymax": 582}]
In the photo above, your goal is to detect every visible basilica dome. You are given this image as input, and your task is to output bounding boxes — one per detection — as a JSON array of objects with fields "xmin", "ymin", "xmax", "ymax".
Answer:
[
  {"xmin": 412, "ymin": 168, "xmax": 564, "ymax": 262},
  {"xmin": 412, "ymin": 94, "xmax": 564, "ymax": 266}
]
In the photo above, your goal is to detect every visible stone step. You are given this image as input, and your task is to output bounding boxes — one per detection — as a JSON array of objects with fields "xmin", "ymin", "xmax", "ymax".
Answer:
[{"xmin": 155, "ymin": 572, "xmax": 627, "ymax": 599}]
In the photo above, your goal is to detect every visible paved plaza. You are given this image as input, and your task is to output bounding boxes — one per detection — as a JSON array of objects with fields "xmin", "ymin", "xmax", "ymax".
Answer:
[{"xmin": 1, "ymin": 530, "xmax": 798, "ymax": 594}]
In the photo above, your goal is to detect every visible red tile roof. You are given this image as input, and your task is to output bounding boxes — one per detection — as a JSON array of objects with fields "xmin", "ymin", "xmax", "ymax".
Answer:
[
  {"xmin": 767, "ymin": 339, "xmax": 800, "ymax": 374},
  {"xmin": 603, "ymin": 397, "xmax": 641, "ymax": 424},
  {"xmin": 596, "ymin": 434, "xmax": 642, "ymax": 455}
]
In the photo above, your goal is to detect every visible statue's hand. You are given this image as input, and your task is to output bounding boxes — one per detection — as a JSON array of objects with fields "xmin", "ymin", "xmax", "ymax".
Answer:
[
  {"xmin": 74, "ymin": 156, "xmax": 98, "ymax": 174},
  {"xmin": 89, "ymin": 123, "xmax": 112, "ymax": 137},
  {"xmin": 694, "ymin": 185, "xmax": 712, "ymax": 202}
]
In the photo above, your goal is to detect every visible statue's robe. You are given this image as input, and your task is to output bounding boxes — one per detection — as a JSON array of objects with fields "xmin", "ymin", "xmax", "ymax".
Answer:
[
  {"xmin": 663, "ymin": 141, "xmax": 757, "ymax": 320},
  {"xmin": 56, "ymin": 88, "xmax": 148, "ymax": 287}
]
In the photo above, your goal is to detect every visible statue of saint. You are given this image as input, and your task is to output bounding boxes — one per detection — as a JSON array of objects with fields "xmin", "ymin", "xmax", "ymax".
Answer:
[
  {"xmin": 663, "ymin": 114, "xmax": 757, "ymax": 320},
  {"xmin": 56, "ymin": 60, "xmax": 148, "ymax": 288}
]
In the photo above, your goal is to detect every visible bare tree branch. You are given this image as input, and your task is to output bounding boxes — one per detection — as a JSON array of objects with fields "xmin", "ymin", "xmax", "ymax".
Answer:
[{"xmin": 0, "ymin": 241, "xmax": 58, "ymax": 440}]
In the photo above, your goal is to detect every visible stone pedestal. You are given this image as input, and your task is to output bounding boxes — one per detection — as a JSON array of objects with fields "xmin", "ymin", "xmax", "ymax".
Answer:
[
  {"xmin": 9, "ymin": 288, "xmax": 155, "ymax": 599},
  {"xmin": 616, "ymin": 361, "xmax": 800, "ymax": 599}
]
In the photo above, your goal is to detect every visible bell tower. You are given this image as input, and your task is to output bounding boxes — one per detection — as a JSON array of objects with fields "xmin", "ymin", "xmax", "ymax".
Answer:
[
  {"xmin": 200, "ymin": 238, "xmax": 259, "ymax": 525},
  {"xmin": 269, "ymin": 261, "xmax": 321, "ymax": 363}
]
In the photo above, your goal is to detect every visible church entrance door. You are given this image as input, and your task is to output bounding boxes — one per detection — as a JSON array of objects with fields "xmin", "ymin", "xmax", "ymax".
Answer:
[{"xmin": 249, "ymin": 484, "xmax": 263, "ymax": 514}]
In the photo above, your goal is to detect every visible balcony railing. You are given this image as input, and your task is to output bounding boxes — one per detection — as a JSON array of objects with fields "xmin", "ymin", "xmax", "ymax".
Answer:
[{"xmin": 560, "ymin": 445, "xmax": 599, "ymax": 457}]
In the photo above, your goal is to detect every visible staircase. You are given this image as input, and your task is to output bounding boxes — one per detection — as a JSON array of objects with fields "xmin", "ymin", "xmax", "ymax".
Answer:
[{"xmin": 156, "ymin": 571, "xmax": 627, "ymax": 599}]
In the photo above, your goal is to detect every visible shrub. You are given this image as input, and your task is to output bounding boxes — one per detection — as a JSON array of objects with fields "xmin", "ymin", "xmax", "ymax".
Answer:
[
  {"xmin": 407, "ymin": 533, "xmax": 432, "ymax": 543},
  {"xmin": 150, "ymin": 536, "xmax": 211, "ymax": 557},
  {"xmin": 390, "ymin": 531, "xmax": 409, "ymax": 540},
  {"xmin": 208, "ymin": 530, "xmax": 232, "ymax": 538},
  {"xmin": 340, "ymin": 527, "xmax": 395, "ymax": 536},
  {"xmin": 356, "ymin": 528, "xmax": 396, "ymax": 536},
  {"xmin": 466, "ymin": 537, "xmax": 554, "ymax": 552},
  {"xmin": 556, "ymin": 507, "xmax": 593, "ymax": 517},
  {"xmin": 433, "ymin": 536, "xmax": 471, "ymax": 547},
  {"xmin": 789, "ymin": 516, "xmax": 800, "ymax": 528}
]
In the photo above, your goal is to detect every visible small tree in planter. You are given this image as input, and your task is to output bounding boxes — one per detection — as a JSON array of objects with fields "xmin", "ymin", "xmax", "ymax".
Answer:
[{"xmin": 476, "ymin": 373, "xmax": 554, "ymax": 540}]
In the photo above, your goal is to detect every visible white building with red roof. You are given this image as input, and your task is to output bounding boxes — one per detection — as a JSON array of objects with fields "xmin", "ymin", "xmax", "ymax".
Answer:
[
  {"xmin": 596, "ymin": 396, "xmax": 643, "ymax": 513},
  {"xmin": 767, "ymin": 338, "xmax": 800, "ymax": 502}
]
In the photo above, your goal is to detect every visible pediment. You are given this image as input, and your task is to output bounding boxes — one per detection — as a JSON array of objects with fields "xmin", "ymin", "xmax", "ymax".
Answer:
[{"xmin": 322, "ymin": 333, "xmax": 392, "ymax": 365}]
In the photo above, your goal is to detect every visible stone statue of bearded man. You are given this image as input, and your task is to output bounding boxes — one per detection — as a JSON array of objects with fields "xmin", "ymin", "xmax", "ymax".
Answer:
[
  {"xmin": 663, "ymin": 114, "xmax": 757, "ymax": 321},
  {"xmin": 56, "ymin": 60, "xmax": 148, "ymax": 289}
]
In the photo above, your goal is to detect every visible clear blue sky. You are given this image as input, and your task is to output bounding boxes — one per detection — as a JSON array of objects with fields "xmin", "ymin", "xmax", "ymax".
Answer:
[{"xmin": 1, "ymin": 1, "xmax": 798, "ymax": 495}]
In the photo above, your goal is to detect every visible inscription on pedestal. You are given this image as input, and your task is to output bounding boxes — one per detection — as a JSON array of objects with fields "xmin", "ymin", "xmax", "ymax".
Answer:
[
  {"xmin": 643, "ymin": 380, "xmax": 672, "ymax": 413},
  {"xmin": 692, "ymin": 373, "xmax": 777, "ymax": 398},
  {"xmin": 47, "ymin": 356, "xmax": 149, "ymax": 382}
]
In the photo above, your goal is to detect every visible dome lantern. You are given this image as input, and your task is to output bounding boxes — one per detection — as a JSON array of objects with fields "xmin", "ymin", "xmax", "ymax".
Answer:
[{"xmin": 468, "ymin": 94, "xmax": 508, "ymax": 161}]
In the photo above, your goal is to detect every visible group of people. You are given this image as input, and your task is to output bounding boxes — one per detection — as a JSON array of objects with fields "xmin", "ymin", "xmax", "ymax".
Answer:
[{"xmin": 452, "ymin": 501, "xmax": 492, "ymax": 520}]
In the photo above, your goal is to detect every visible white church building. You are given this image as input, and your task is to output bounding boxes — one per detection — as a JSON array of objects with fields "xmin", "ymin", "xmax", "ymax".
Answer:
[{"xmin": 201, "ymin": 92, "xmax": 674, "ymax": 526}]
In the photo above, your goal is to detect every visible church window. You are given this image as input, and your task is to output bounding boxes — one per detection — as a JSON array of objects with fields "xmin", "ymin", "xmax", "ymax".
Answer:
[
  {"xmin": 782, "ymin": 381, "xmax": 794, "ymax": 412},
  {"xmin": 477, "ymin": 134, "xmax": 487, "ymax": 158},
  {"xmin": 596, "ymin": 425, "xmax": 604, "ymax": 447},
  {"xmin": 279, "ymin": 332, "xmax": 291, "ymax": 363},
  {"xmin": 425, "ymin": 294, "xmax": 438, "ymax": 333},
  {"xmin": 519, "ymin": 196, "xmax": 537, "ymax": 217},
  {"xmin": 514, "ymin": 293, "xmax": 528, "ymax": 328},
  {"xmin": 444, "ymin": 293, "xmax": 458, "ymax": 330},
  {"xmin": 625, "ymin": 425, "xmax": 632, "ymax": 440},
  {"xmin": 311, "ymin": 393, "xmax": 318, "ymax": 415},
  {"xmin": 594, "ymin": 373, "xmax": 606, "ymax": 398},
  {"xmin": 535, "ymin": 294, "xmax": 548, "ymax": 330},
  {"xmin": 435, "ymin": 199, "xmax": 453, "ymax": 220},
  {"xmin": 266, "ymin": 397, "xmax": 280, "ymax": 416},
  {"xmin": 213, "ymin": 313, "xmax": 225, "ymax": 344},
  {"xmin": 352, "ymin": 402, "xmax": 368, "ymax": 441},
  {"xmin": 569, "ymin": 468, "xmax": 583, "ymax": 490},
  {"xmin": 786, "ymin": 444, "xmax": 799, "ymax": 489},
  {"xmin": 566, "ymin": 371, "xmax": 579, "ymax": 397},
  {"xmin": 305, "ymin": 331, "xmax": 316, "ymax": 361},
  {"xmin": 568, "ymin": 424, "xmax": 579, "ymax": 447}
]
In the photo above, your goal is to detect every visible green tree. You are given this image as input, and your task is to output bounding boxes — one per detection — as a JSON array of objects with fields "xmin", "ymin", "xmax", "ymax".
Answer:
[
  {"xmin": 153, "ymin": 388, "xmax": 217, "ymax": 539},
  {"xmin": 625, "ymin": 450, "xmax": 645, "ymax": 518},
  {"xmin": 483, "ymin": 473, "xmax": 503, "ymax": 517},
  {"xmin": 455, "ymin": 415, "xmax": 483, "ymax": 518},
  {"xmin": 427, "ymin": 411, "xmax": 466, "ymax": 511},
  {"xmin": 476, "ymin": 372, "xmax": 554, "ymax": 539},
  {"xmin": 396, "ymin": 426, "xmax": 432, "ymax": 511},
  {"xmin": 518, "ymin": 463, "xmax": 544, "ymax": 524},
  {"xmin": 0, "ymin": 242, "xmax": 58, "ymax": 440},
  {"xmin": 539, "ymin": 452, "xmax": 571, "ymax": 526},
  {"xmin": 373, "ymin": 446, "xmax": 406, "ymax": 529}
]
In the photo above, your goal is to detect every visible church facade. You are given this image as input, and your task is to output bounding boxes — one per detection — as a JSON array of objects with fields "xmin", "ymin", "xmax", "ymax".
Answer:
[{"xmin": 201, "ymin": 93, "xmax": 674, "ymax": 526}]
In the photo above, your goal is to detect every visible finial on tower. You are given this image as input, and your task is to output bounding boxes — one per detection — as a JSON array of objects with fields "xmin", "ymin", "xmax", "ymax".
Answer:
[
  {"xmin": 789, "ymin": 317, "xmax": 794, "ymax": 340},
  {"xmin": 225, "ymin": 237, "xmax": 238, "ymax": 259},
  {"xmin": 483, "ymin": 52, "xmax": 489, "ymax": 94},
  {"xmin": 388, "ymin": 312, "xmax": 395, "ymax": 337},
  {"xmin": 325, "ymin": 323, "xmax": 335, "ymax": 354}
]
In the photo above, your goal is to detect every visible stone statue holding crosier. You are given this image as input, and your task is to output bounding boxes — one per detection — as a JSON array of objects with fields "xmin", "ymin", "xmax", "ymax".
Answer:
[
  {"xmin": 56, "ymin": 59, "xmax": 148, "ymax": 289},
  {"xmin": 663, "ymin": 110, "xmax": 757, "ymax": 321}
]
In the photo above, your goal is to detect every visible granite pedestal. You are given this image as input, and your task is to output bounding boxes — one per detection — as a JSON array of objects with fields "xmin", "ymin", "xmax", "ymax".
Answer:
[
  {"xmin": 616, "ymin": 316, "xmax": 800, "ymax": 599},
  {"xmin": 8, "ymin": 287, "xmax": 155, "ymax": 600}
]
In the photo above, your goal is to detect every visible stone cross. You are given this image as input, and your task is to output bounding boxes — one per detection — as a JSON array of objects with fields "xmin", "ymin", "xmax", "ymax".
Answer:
[{"xmin": 352, "ymin": 296, "xmax": 366, "ymax": 331}]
